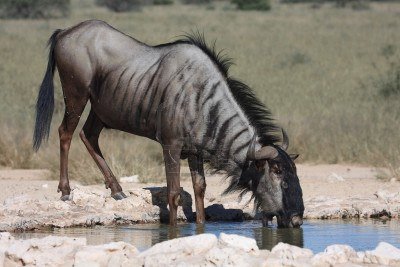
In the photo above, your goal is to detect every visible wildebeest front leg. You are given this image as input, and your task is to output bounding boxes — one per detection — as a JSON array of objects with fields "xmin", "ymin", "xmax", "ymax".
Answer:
[
  {"xmin": 162, "ymin": 142, "xmax": 183, "ymax": 226},
  {"xmin": 79, "ymin": 110, "xmax": 126, "ymax": 200},
  {"xmin": 188, "ymin": 154, "xmax": 206, "ymax": 224}
]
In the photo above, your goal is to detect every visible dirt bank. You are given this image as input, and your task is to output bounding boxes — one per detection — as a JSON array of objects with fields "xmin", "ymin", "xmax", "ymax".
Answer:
[{"xmin": 0, "ymin": 164, "xmax": 398, "ymax": 231}]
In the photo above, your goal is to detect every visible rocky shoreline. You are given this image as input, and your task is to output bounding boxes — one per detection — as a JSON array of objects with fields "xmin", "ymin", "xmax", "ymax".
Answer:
[
  {"xmin": 0, "ymin": 166, "xmax": 399, "ymax": 266},
  {"xmin": 1, "ymin": 231, "xmax": 400, "ymax": 266},
  {"xmin": 0, "ymin": 185, "xmax": 399, "ymax": 231}
]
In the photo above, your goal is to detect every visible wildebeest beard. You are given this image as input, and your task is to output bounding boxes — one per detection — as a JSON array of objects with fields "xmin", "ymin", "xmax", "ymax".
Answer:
[{"xmin": 204, "ymin": 154, "xmax": 265, "ymax": 212}]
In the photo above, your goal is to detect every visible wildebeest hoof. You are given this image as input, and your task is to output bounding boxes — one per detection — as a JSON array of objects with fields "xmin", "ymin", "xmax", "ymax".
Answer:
[
  {"xmin": 112, "ymin": 192, "xmax": 127, "ymax": 200},
  {"xmin": 60, "ymin": 195, "xmax": 70, "ymax": 201}
]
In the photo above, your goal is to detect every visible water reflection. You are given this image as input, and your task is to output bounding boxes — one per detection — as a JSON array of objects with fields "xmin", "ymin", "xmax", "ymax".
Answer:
[
  {"xmin": 13, "ymin": 219, "xmax": 400, "ymax": 253},
  {"xmin": 254, "ymin": 227, "xmax": 304, "ymax": 250}
]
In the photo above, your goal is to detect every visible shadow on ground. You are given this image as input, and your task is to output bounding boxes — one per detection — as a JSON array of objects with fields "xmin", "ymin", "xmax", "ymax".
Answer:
[{"xmin": 144, "ymin": 187, "xmax": 245, "ymax": 223}]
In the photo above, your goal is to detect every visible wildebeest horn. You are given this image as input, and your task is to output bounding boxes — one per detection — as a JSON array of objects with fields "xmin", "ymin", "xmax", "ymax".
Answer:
[
  {"xmin": 255, "ymin": 146, "xmax": 279, "ymax": 160},
  {"xmin": 281, "ymin": 128, "xmax": 289, "ymax": 151},
  {"xmin": 247, "ymin": 134, "xmax": 279, "ymax": 160}
]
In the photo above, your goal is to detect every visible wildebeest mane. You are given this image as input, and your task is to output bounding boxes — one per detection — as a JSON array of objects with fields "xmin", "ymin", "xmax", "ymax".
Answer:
[
  {"xmin": 178, "ymin": 33, "xmax": 283, "ymax": 208},
  {"xmin": 163, "ymin": 32, "xmax": 281, "ymax": 146}
]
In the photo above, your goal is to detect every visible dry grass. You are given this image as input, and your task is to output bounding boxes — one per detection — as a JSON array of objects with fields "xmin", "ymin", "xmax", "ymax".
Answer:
[{"xmin": 0, "ymin": 0, "xmax": 399, "ymax": 183}]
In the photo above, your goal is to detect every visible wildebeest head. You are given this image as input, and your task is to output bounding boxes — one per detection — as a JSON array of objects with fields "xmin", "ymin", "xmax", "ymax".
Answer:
[{"xmin": 239, "ymin": 130, "xmax": 304, "ymax": 228}]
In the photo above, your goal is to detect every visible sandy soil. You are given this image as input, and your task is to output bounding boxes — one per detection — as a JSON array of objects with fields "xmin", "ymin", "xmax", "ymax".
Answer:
[{"xmin": 0, "ymin": 164, "xmax": 397, "ymax": 205}]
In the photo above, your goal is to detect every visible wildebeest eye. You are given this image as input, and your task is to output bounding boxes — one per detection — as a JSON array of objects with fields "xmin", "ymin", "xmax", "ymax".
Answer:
[
  {"xmin": 271, "ymin": 166, "xmax": 282, "ymax": 175},
  {"xmin": 282, "ymin": 181, "xmax": 288, "ymax": 188}
]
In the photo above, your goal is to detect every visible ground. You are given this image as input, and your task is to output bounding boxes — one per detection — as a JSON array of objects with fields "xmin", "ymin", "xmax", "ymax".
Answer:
[{"xmin": 0, "ymin": 164, "xmax": 397, "ymax": 209}]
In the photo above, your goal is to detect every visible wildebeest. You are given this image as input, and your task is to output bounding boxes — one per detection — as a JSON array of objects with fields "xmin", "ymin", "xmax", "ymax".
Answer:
[{"xmin": 33, "ymin": 20, "xmax": 304, "ymax": 227}]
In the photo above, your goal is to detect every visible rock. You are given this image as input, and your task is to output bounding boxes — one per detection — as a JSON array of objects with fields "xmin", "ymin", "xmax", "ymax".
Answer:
[
  {"xmin": 364, "ymin": 242, "xmax": 400, "ymax": 265},
  {"xmin": 218, "ymin": 233, "xmax": 259, "ymax": 254},
  {"xmin": 0, "ymin": 232, "xmax": 14, "ymax": 244},
  {"xmin": 327, "ymin": 173, "xmax": 345, "ymax": 182},
  {"xmin": 1, "ymin": 232, "xmax": 400, "ymax": 267},
  {"xmin": 304, "ymin": 193, "xmax": 400, "ymax": 219},
  {"xmin": 70, "ymin": 186, "xmax": 106, "ymax": 208},
  {"xmin": 0, "ymin": 232, "xmax": 14, "ymax": 267},
  {"xmin": 374, "ymin": 190, "xmax": 400, "ymax": 204},
  {"xmin": 0, "ymin": 186, "xmax": 196, "ymax": 231},
  {"xmin": 3, "ymin": 195, "xmax": 30, "ymax": 206},
  {"xmin": 120, "ymin": 175, "xmax": 139, "ymax": 183},
  {"xmin": 139, "ymin": 234, "xmax": 217, "ymax": 266},
  {"xmin": 312, "ymin": 244, "xmax": 357, "ymax": 266},
  {"xmin": 271, "ymin": 242, "xmax": 313, "ymax": 266},
  {"xmin": 74, "ymin": 242, "xmax": 139, "ymax": 267},
  {"xmin": 4, "ymin": 235, "xmax": 86, "ymax": 266},
  {"xmin": 140, "ymin": 233, "xmax": 217, "ymax": 258},
  {"xmin": 205, "ymin": 246, "xmax": 263, "ymax": 267}
]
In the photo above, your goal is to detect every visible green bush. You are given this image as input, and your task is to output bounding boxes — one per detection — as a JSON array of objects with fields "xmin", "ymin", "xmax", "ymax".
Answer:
[
  {"xmin": 95, "ymin": 0, "xmax": 142, "ymax": 12},
  {"xmin": 0, "ymin": 0, "xmax": 70, "ymax": 19},
  {"xmin": 377, "ymin": 62, "xmax": 400, "ymax": 98},
  {"xmin": 231, "ymin": 0, "xmax": 271, "ymax": 10}
]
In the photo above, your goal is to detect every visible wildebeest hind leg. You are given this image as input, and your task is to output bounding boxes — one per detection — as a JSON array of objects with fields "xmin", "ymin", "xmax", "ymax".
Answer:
[
  {"xmin": 58, "ymin": 93, "xmax": 88, "ymax": 201},
  {"xmin": 188, "ymin": 154, "xmax": 206, "ymax": 224},
  {"xmin": 79, "ymin": 110, "xmax": 126, "ymax": 200}
]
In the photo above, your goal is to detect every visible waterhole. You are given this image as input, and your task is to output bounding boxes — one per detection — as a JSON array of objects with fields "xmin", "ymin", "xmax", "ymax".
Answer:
[{"xmin": 14, "ymin": 219, "xmax": 400, "ymax": 252}]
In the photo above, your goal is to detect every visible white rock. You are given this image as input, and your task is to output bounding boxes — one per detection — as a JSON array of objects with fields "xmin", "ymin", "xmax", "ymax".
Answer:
[
  {"xmin": 312, "ymin": 244, "xmax": 357, "ymax": 266},
  {"xmin": 139, "ymin": 234, "xmax": 218, "ymax": 266},
  {"xmin": 4, "ymin": 235, "xmax": 86, "ymax": 266},
  {"xmin": 327, "ymin": 173, "xmax": 345, "ymax": 182},
  {"xmin": 0, "ymin": 232, "xmax": 14, "ymax": 243},
  {"xmin": 127, "ymin": 188, "xmax": 153, "ymax": 204},
  {"xmin": 0, "ymin": 233, "xmax": 14, "ymax": 267},
  {"xmin": 74, "ymin": 242, "xmax": 139, "ymax": 267},
  {"xmin": 218, "ymin": 233, "xmax": 259, "ymax": 254},
  {"xmin": 261, "ymin": 255, "xmax": 285, "ymax": 267},
  {"xmin": 364, "ymin": 242, "xmax": 400, "ymax": 265},
  {"xmin": 140, "ymin": 234, "xmax": 217, "ymax": 258},
  {"xmin": 3, "ymin": 195, "xmax": 30, "ymax": 206},
  {"xmin": 374, "ymin": 190, "xmax": 400, "ymax": 203},
  {"xmin": 70, "ymin": 186, "xmax": 106, "ymax": 208},
  {"xmin": 272, "ymin": 242, "xmax": 313, "ymax": 259},
  {"xmin": 206, "ymin": 246, "xmax": 263, "ymax": 267},
  {"xmin": 271, "ymin": 242, "xmax": 313, "ymax": 266},
  {"xmin": 119, "ymin": 175, "xmax": 139, "ymax": 183}
]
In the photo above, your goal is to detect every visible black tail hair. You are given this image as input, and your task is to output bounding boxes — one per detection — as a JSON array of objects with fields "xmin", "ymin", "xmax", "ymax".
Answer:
[{"xmin": 33, "ymin": 29, "xmax": 62, "ymax": 151}]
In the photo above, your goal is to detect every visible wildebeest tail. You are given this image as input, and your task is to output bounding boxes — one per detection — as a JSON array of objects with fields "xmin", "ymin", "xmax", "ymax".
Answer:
[{"xmin": 33, "ymin": 29, "xmax": 62, "ymax": 151}]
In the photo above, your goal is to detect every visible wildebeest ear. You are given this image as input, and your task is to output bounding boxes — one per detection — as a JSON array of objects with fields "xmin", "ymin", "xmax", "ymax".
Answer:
[{"xmin": 290, "ymin": 154, "xmax": 299, "ymax": 161}]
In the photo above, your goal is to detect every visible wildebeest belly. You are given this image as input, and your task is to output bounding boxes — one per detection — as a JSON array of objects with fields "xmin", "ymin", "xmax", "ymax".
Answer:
[{"xmin": 89, "ymin": 82, "xmax": 159, "ymax": 140}]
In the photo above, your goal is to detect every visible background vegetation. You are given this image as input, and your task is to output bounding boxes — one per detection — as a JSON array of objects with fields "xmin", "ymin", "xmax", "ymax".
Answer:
[
  {"xmin": 0, "ymin": 0, "xmax": 70, "ymax": 18},
  {"xmin": 0, "ymin": 0, "xmax": 399, "ymax": 183}
]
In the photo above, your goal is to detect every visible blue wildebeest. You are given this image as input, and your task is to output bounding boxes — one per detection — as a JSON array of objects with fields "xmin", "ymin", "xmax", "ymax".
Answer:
[{"xmin": 33, "ymin": 20, "xmax": 304, "ymax": 227}]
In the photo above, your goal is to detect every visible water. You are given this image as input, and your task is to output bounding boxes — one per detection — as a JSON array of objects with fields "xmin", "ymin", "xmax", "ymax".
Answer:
[{"xmin": 14, "ymin": 219, "xmax": 400, "ymax": 253}]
